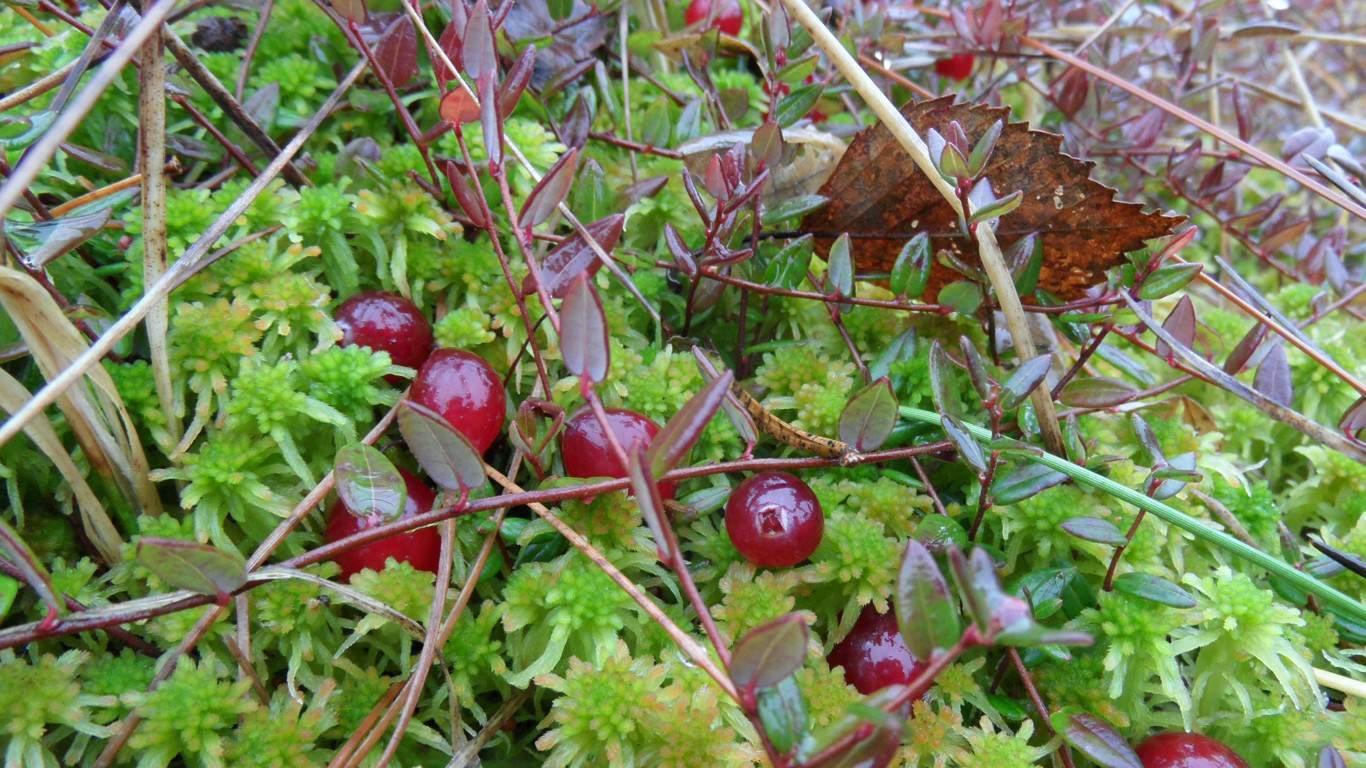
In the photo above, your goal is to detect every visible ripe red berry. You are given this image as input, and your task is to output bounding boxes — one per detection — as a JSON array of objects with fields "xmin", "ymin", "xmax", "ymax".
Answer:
[
  {"xmin": 409, "ymin": 349, "xmax": 506, "ymax": 455},
  {"xmin": 934, "ymin": 52, "xmax": 975, "ymax": 80},
  {"xmin": 1135, "ymin": 733, "xmax": 1249, "ymax": 768},
  {"xmin": 827, "ymin": 605, "xmax": 929, "ymax": 695},
  {"xmin": 560, "ymin": 408, "xmax": 676, "ymax": 499},
  {"xmin": 684, "ymin": 0, "xmax": 743, "ymax": 36},
  {"xmin": 335, "ymin": 292, "xmax": 434, "ymax": 377},
  {"xmin": 725, "ymin": 472, "xmax": 823, "ymax": 568},
  {"xmin": 324, "ymin": 467, "xmax": 440, "ymax": 581}
]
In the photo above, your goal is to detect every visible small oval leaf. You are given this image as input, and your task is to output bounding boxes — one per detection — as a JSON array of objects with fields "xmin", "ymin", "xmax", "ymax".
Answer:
[
  {"xmin": 334, "ymin": 444, "xmax": 407, "ymax": 522},
  {"xmin": 1059, "ymin": 377, "xmax": 1138, "ymax": 409},
  {"xmin": 730, "ymin": 613, "xmax": 810, "ymax": 692},
  {"xmin": 531, "ymin": 214, "xmax": 623, "ymax": 299},
  {"xmin": 1051, "ymin": 710, "xmax": 1143, "ymax": 768},
  {"xmin": 991, "ymin": 463, "xmax": 1069, "ymax": 505},
  {"xmin": 1138, "ymin": 262, "xmax": 1202, "ymax": 300},
  {"xmin": 838, "ymin": 377, "xmax": 897, "ymax": 452},
  {"xmin": 895, "ymin": 540, "xmax": 961, "ymax": 660},
  {"xmin": 1111, "ymin": 572, "xmax": 1197, "ymax": 608},
  {"xmin": 1061, "ymin": 516, "xmax": 1128, "ymax": 546},
  {"xmin": 520, "ymin": 148, "xmax": 579, "ymax": 230},
  {"xmin": 136, "ymin": 538, "xmax": 247, "ymax": 598},
  {"xmin": 1000, "ymin": 355, "xmax": 1052, "ymax": 411},
  {"xmin": 826, "ymin": 233, "xmax": 853, "ymax": 298},
  {"xmin": 890, "ymin": 232, "xmax": 932, "ymax": 299},
  {"xmin": 646, "ymin": 371, "xmax": 734, "ymax": 478},
  {"xmin": 397, "ymin": 400, "xmax": 486, "ymax": 492},
  {"xmin": 757, "ymin": 677, "xmax": 808, "ymax": 755},
  {"xmin": 941, "ymin": 415, "xmax": 987, "ymax": 473},
  {"xmin": 560, "ymin": 275, "xmax": 610, "ymax": 385}
]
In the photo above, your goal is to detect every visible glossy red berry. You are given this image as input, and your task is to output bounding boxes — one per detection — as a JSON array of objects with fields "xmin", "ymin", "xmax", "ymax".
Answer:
[
  {"xmin": 725, "ymin": 472, "xmax": 823, "ymax": 568},
  {"xmin": 1135, "ymin": 733, "xmax": 1249, "ymax": 768},
  {"xmin": 685, "ymin": 0, "xmax": 743, "ymax": 36},
  {"xmin": 560, "ymin": 408, "xmax": 676, "ymax": 499},
  {"xmin": 409, "ymin": 349, "xmax": 506, "ymax": 455},
  {"xmin": 335, "ymin": 292, "xmax": 434, "ymax": 377},
  {"xmin": 827, "ymin": 605, "xmax": 929, "ymax": 695},
  {"xmin": 324, "ymin": 467, "xmax": 440, "ymax": 581},
  {"xmin": 934, "ymin": 52, "xmax": 975, "ymax": 80}
]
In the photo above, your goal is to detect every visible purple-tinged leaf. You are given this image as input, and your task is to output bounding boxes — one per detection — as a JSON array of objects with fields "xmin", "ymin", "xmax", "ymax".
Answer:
[
  {"xmin": 1228, "ymin": 194, "xmax": 1282, "ymax": 230},
  {"xmin": 967, "ymin": 185, "xmax": 1022, "ymax": 226},
  {"xmin": 826, "ymin": 233, "xmax": 853, "ymax": 299},
  {"xmin": 729, "ymin": 613, "xmax": 809, "ymax": 692},
  {"xmin": 692, "ymin": 348, "xmax": 757, "ymax": 453},
  {"xmin": 1319, "ymin": 746, "xmax": 1347, "ymax": 768},
  {"xmin": 1111, "ymin": 572, "xmax": 1196, "ymax": 608},
  {"xmin": 1259, "ymin": 219, "xmax": 1310, "ymax": 255},
  {"xmin": 444, "ymin": 161, "xmax": 487, "ymax": 228},
  {"xmin": 622, "ymin": 176, "xmax": 670, "ymax": 210},
  {"xmin": 1129, "ymin": 414, "xmax": 1165, "ymax": 465},
  {"xmin": 374, "ymin": 15, "xmax": 417, "ymax": 87},
  {"xmin": 1000, "ymin": 355, "xmax": 1052, "ymax": 411},
  {"xmin": 333, "ymin": 0, "xmax": 367, "ymax": 23},
  {"xmin": 1340, "ymin": 396, "xmax": 1366, "ymax": 441},
  {"xmin": 1254, "ymin": 343, "xmax": 1293, "ymax": 407},
  {"xmin": 559, "ymin": 93, "xmax": 591, "ymax": 150},
  {"xmin": 946, "ymin": 547, "xmax": 990, "ymax": 634},
  {"xmin": 136, "ymin": 537, "xmax": 246, "ymax": 599},
  {"xmin": 1059, "ymin": 377, "xmax": 1138, "ymax": 409},
  {"xmin": 499, "ymin": 45, "xmax": 536, "ymax": 117},
  {"xmin": 1155, "ymin": 296, "xmax": 1197, "ymax": 361},
  {"xmin": 462, "ymin": 0, "xmax": 496, "ymax": 81},
  {"xmin": 628, "ymin": 449, "xmax": 672, "ymax": 561},
  {"xmin": 1137, "ymin": 262, "xmax": 1201, "ymax": 301},
  {"xmin": 1051, "ymin": 67, "xmax": 1088, "ymax": 118},
  {"xmin": 1150, "ymin": 451, "xmax": 1199, "ymax": 501},
  {"xmin": 756, "ymin": 678, "xmax": 807, "ymax": 755},
  {"xmin": 928, "ymin": 341, "xmax": 958, "ymax": 417},
  {"xmin": 896, "ymin": 540, "xmax": 961, "ymax": 660},
  {"xmin": 664, "ymin": 223, "xmax": 697, "ymax": 278},
  {"xmin": 941, "ymin": 415, "xmax": 986, "ymax": 474},
  {"xmin": 958, "ymin": 338, "xmax": 994, "ymax": 403},
  {"xmin": 334, "ymin": 444, "xmax": 407, "ymax": 522},
  {"xmin": 991, "ymin": 463, "xmax": 1069, "ymax": 505},
  {"xmin": 434, "ymin": 20, "xmax": 461, "ymax": 88},
  {"xmin": 889, "ymin": 231, "xmax": 931, "ymax": 299},
  {"xmin": 528, "ymin": 214, "xmax": 623, "ymax": 299},
  {"xmin": 520, "ymin": 148, "xmax": 578, "ymax": 230},
  {"xmin": 751, "ymin": 120, "xmax": 784, "ymax": 169},
  {"xmin": 1051, "ymin": 710, "xmax": 1142, "ymax": 768},
  {"xmin": 479, "ymin": 73, "xmax": 502, "ymax": 168},
  {"xmin": 1223, "ymin": 322, "xmax": 1267, "ymax": 374},
  {"xmin": 1061, "ymin": 517, "xmax": 1127, "ymax": 546},
  {"xmin": 646, "ymin": 370, "xmax": 734, "ymax": 478},
  {"xmin": 440, "ymin": 89, "xmax": 480, "ymax": 126},
  {"xmin": 0, "ymin": 519, "xmax": 61, "ymax": 622},
  {"xmin": 838, "ymin": 377, "xmax": 897, "ymax": 452},
  {"xmin": 560, "ymin": 275, "xmax": 609, "ymax": 385},
  {"xmin": 397, "ymin": 400, "xmax": 486, "ymax": 492}
]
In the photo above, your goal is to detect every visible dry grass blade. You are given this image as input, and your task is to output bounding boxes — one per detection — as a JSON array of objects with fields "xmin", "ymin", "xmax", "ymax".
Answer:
[
  {"xmin": 0, "ymin": 370, "xmax": 123, "ymax": 562},
  {"xmin": 443, "ymin": 691, "xmax": 530, "ymax": 767},
  {"xmin": 0, "ymin": 266, "xmax": 160, "ymax": 517}
]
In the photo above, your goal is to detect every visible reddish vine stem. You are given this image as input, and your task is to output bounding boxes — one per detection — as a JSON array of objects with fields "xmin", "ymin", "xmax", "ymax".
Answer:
[{"xmin": 1007, "ymin": 647, "xmax": 1076, "ymax": 768}]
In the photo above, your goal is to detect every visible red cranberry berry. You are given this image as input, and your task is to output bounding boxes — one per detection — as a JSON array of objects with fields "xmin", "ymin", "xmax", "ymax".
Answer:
[
  {"xmin": 934, "ymin": 53, "xmax": 975, "ymax": 80},
  {"xmin": 685, "ymin": 0, "xmax": 743, "ymax": 36},
  {"xmin": 409, "ymin": 349, "xmax": 506, "ymax": 455},
  {"xmin": 335, "ymin": 292, "xmax": 434, "ymax": 377},
  {"xmin": 828, "ymin": 605, "xmax": 929, "ymax": 695},
  {"xmin": 324, "ymin": 467, "xmax": 440, "ymax": 581},
  {"xmin": 725, "ymin": 472, "xmax": 823, "ymax": 568},
  {"xmin": 1135, "ymin": 733, "xmax": 1249, "ymax": 768},
  {"xmin": 560, "ymin": 408, "xmax": 677, "ymax": 499}
]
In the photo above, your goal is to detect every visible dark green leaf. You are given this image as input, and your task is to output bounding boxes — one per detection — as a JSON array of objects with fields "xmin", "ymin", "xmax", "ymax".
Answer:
[
  {"xmin": 889, "ymin": 232, "xmax": 932, "ymax": 299},
  {"xmin": 1011, "ymin": 566, "xmax": 1095, "ymax": 621},
  {"xmin": 1000, "ymin": 355, "xmax": 1052, "ymax": 411},
  {"xmin": 941, "ymin": 415, "xmax": 986, "ymax": 473},
  {"xmin": 1051, "ymin": 710, "xmax": 1143, "ymax": 768},
  {"xmin": 762, "ymin": 194, "xmax": 828, "ymax": 226},
  {"xmin": 1012, "ymin": 234, "xmax": 1044, "ymax": 296},
  {"xmin": 334, "ymin": 444, "xmax": 407, "ymax": 522},
  {"xmin": 1059, "ymin": 377, "xmax": 1138, "ymax": 408},
  {"xmin": 136, "ymin": 538, "xmax": 246, "ymax": 598},
  {"xmin": 1061, "ymin": 517, "xmax": 1128, "ymax": 546},
  {"xmin": 869, "ymin": 327, "xmax": 917, "ymax": 384},
  {"xmin": 992, "ymin": 463, "xmax": 1069, "ymax": 505},
  {"xmin": 730, "ymin": 613, "xmax": 809, "ymax": 691},
  {"xmin": 398, "ymin": 400, "xmax": 486, "ymax": 492},
  {"xmin": 913, "ymin": 515, "xmax": 968, "ymax": 555},
  {"xmin": 762, "ymin": 234, "xmax": 813, "ymax": 290},
  {"xmin": 1137, "ymin": 263, "xmax": 1202, "ymax": 300},
  {"xmin": 0, "ymin": 519, "xmax": 60, "ymax": 619},
  {"xmin": 838, "ymin": 377, "xmax": 898, "ymax": 452},
  {"xmin": 928, "ymin": 341, "xmax": 957, "ymax": 417},
  {"xmin": 958, "ymin": 337, "xmax": 993, "ymax": 402},
  {"xmin": 947, "ymin": 547, "xmax": 991, "ymax": 632},
  {"xmin": 938, "ymin": 280, "xmax": 982, "ymax": 315},
  {"xmin": 0, "ymin": 574, "xmax": 17, "ymax": 623},
  {"xmin": 757, "ymin": 677, "xmax": 808, "ymax": 754},
  {"xmin": 1151, "ymin": 451, "xmax": 1199, "ymax": 501},
  {"xmin": 827, "ymin": 233, "xmax": 853, "ymax": 298},
  {"xmin": 1112, "ymin": 572, "xmax": 1196, "ymax": 608},
  {"xmin": 895, "ymin": 540, "xmax": 961, "ymax": 659},
  {"xmin": 775, "ymin": 83, "xmax": 823, "ymax": 128},
  {"xmin": 967, "ymin": 120, "xmax": 1003, "ymax": 176},
  {"xmin": 968, "ymin": 188, "xmax": 1023, "ymax": 225}
]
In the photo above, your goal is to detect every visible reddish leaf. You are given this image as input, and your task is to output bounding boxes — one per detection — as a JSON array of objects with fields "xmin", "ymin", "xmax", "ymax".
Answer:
[
  {"xmin": 136, "ymin": 537, "xmax": 246, "ymax": 599},
  {"xmin": 333, "ymin": 0, "xmax": 367, "ymax": 23},
  {"xmin": 499, "ymin": 45, "xmax": 537, "ymax": 117},
  {"xmin": 1051, "ymin": 711, "xmax": 1142, "ymax": 768},
  {"xmin": 559, "ymin": 93, "xmax": 591, "ymax": 150},
  {"xmin": 1223, "ymin": 322, "xmax": 1267, "ymax": 374},
  {"xmin": 520, "ymin": 148, "xmax": 578, "ymax": 229},
  {"xmin": 502, "ymin": 0, "xmax": 610, "ymax": 90},
  {"xmin": 801, "ymin": 98, "xmax": 1180, "ymax": 300},
  {"xmin": 444, "ymin": 161, "xmax": 487, "ymax": 228},
  {"xmin": 1050, "ymin": 67, "xmax": 1088, "ymax": 117},
  {"xmin": 628, "ymin": 449, "xmax": 672, "ymax": 561},
  {"xmin": 646, "ymin": 370, "xmax": 734, "ymax": 478},
  {"xmin": 434, "ymin": 20, "xmax": 461, "ymax": 88},
  {"xmin": 1155, "ymin": 296, "xmax": 1197, "ymax": 360},
  {"xmin": 1340, "ymin": 397, "xmax": 1366, "ymax": 441},
  {"xmin": 440, "ymin": 89, "xmax": 480, "ymax": 126},
  {"xmin": 398, "ymin": 400, "xmax": 486, "ymax": 492},
  {"xmin": 462, "ymin": 0, "xmax": 496, "ymax": 81},
  {"xmin": 479, "ymin": 73, "xmax": 502, "ymax": 168},
  {"xmin": 1254, "ymin": 342, "xmax": 1293, "ymax": 407},
  {"xmin": 729, "ymin": 613, "xmax": 809, "ymax": 691},
  {"xmin": 525, "ymin": 214, "xmax": 623, "ymax": 299},
  {"xmin": 374, "ymin": 15, "xmax": 417, "ymax": 87},
  {"xmin": 560, "ymin": 275, "xmax": 609, "ymax": 385}
]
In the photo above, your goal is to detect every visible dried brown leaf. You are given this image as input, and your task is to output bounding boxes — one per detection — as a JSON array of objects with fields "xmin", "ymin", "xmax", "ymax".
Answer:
[{"xmin": 801, "ymin": 98, "xmax": 1181, "ymax": 300}]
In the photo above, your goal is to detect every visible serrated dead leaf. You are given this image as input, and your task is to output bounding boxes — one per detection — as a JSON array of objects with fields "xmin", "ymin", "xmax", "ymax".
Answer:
[{"xmin": 801, "ymin": 97, "xmax": 1182, "ymax": 300}]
